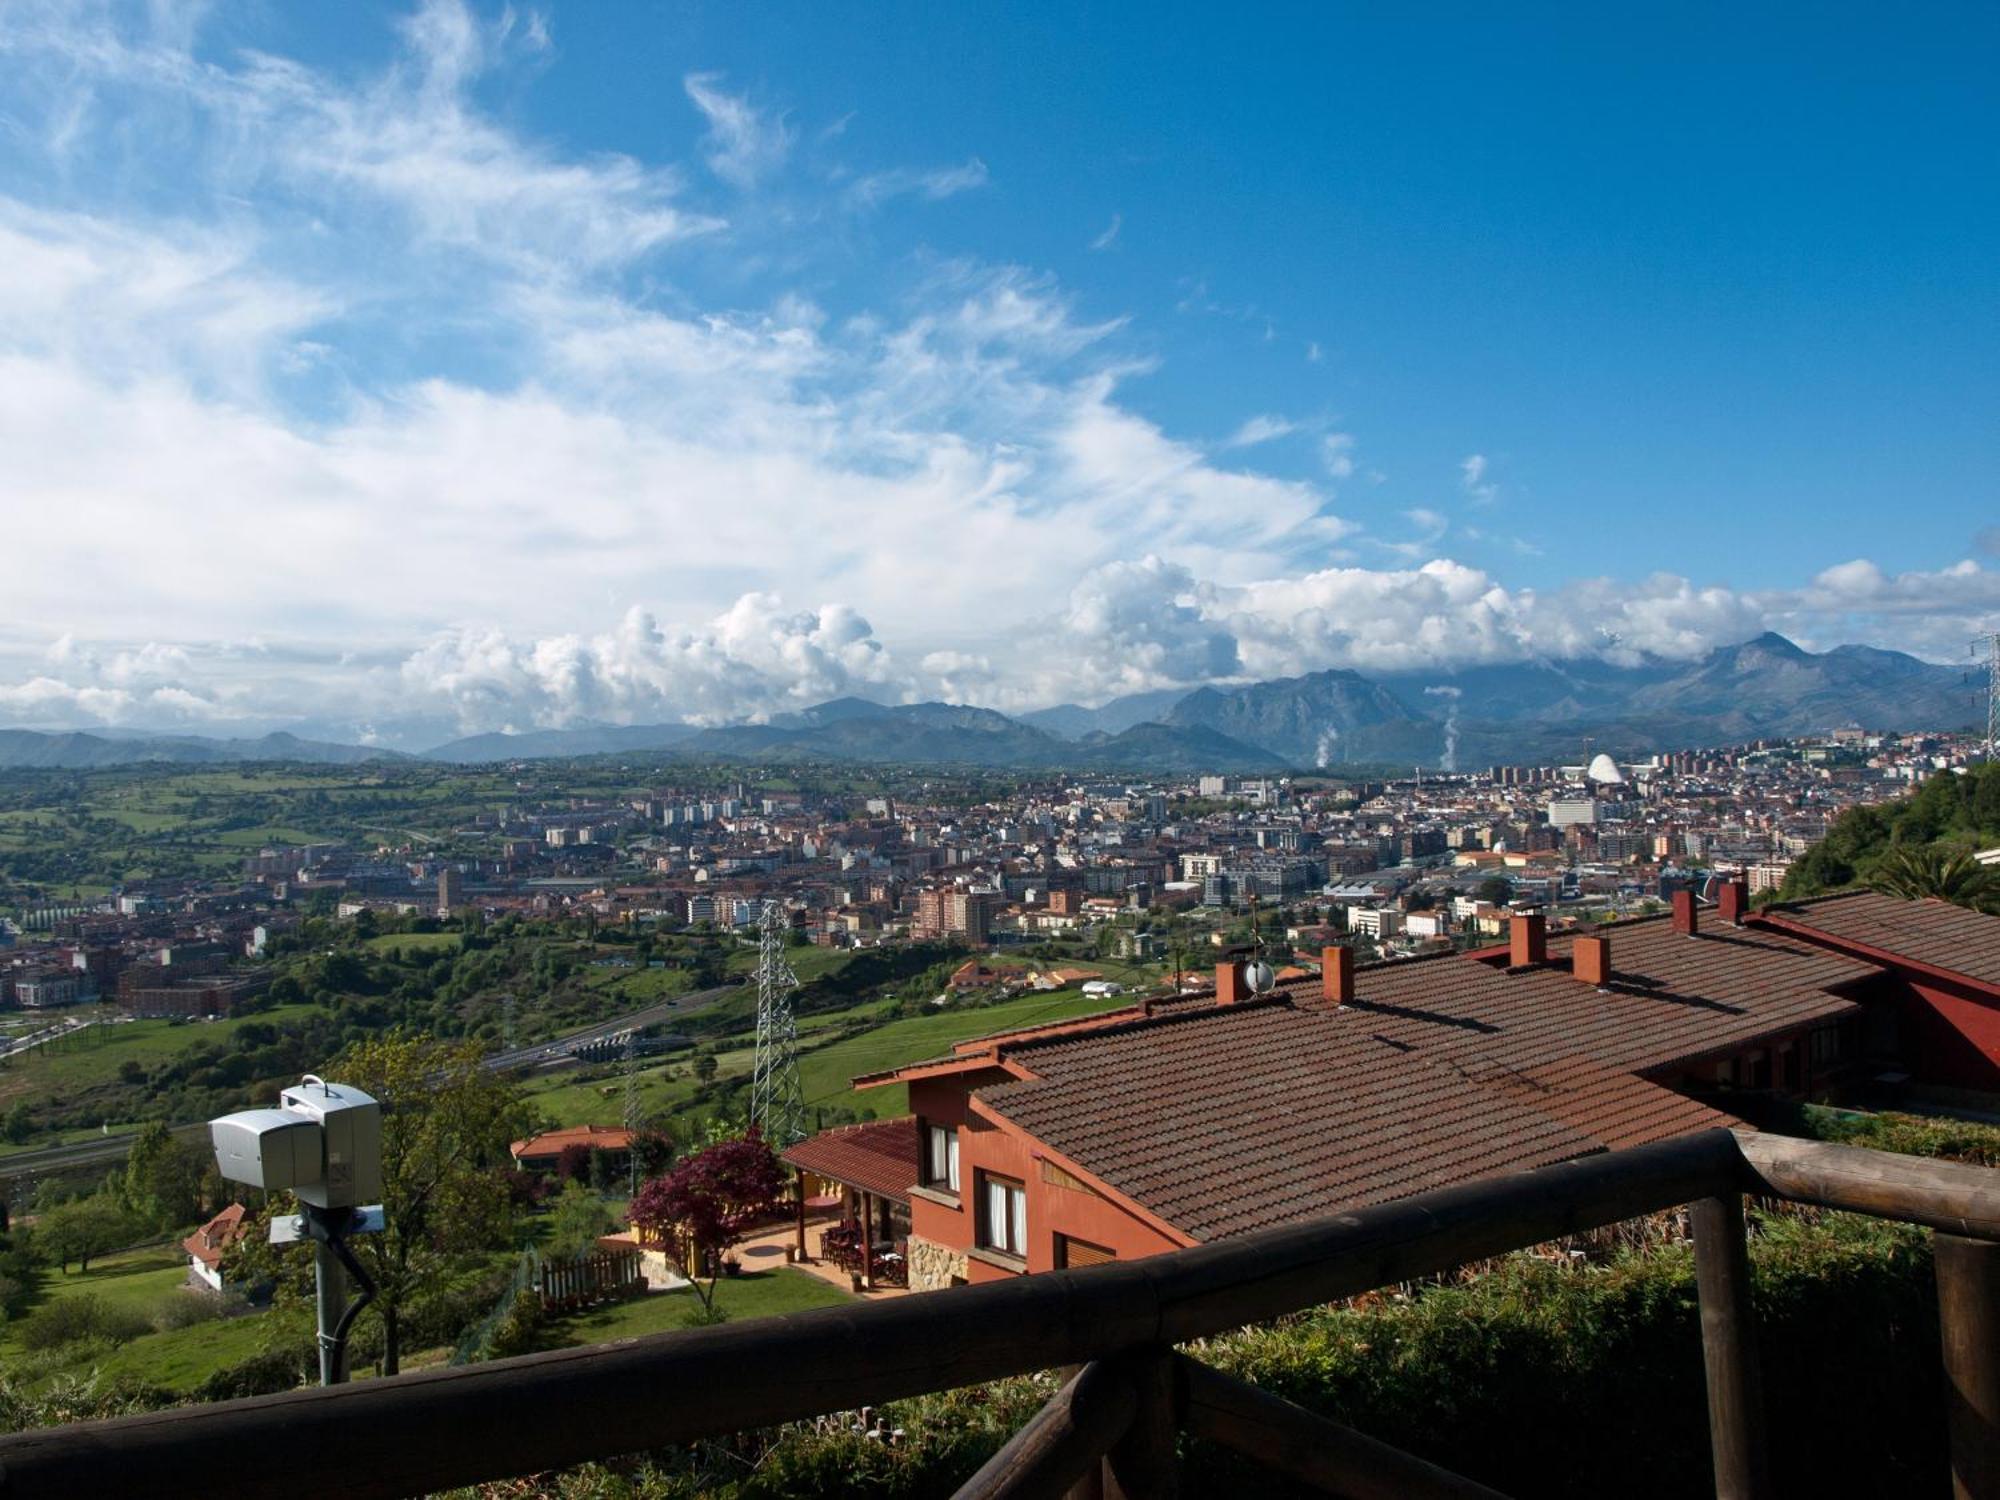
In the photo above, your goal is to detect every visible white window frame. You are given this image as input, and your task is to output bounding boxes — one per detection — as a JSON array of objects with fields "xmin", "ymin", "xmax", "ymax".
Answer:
[
  {"xmin": 979, "ymin": 1172, "xmax": 1027, "ymax": 1257},
  {"xmin": 926, "ymin": 1123, "xmax": 961, "ymax": 1194}
]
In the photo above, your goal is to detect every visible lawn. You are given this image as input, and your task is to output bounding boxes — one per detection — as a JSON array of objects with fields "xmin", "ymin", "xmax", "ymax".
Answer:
[
  {"xmin": 0, "ymin": 1003, "xmax": 323, "ymax": 1110},
  {"xmin": 0, "ymin": 1243, "xmax": 188, "ymax": 1353},
  {"xmin": 89, "ymin": 1307, "xmax": 280, "ymax": 1391},
  {"xmin": 0, "ymin": 1239, "xmax": 287, "ymax": 1394},
  {"xmin": 544, "ymin": 1268, "xmax": 850, "ymax": 1347}
]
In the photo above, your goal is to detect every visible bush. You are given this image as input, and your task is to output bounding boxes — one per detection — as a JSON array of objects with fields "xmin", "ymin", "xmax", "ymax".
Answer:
[
  {"xmin": 1800, "ymin": 1105, "xmax": 2000, "ymax": 1167},
  {"xmin": 482, "ymin": 1287, "xmax": 545, "ymax": 1361},
  {"xmin": 15, "ymin": 1294, "xmax": 154, "ymax": 1351},
  {"xmin": 151, "ymin": 1290, "xmax": 241, "ymax": 1333}
]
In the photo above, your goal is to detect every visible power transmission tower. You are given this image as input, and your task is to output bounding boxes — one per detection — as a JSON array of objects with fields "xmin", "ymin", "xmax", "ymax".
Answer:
[
  {"xmin": 622, "ymin": 1029, "xmax": 642, "ymax": 1197},
  {"xmin": 1978, "ymin": 633, "xmax": 2000, "ymax": 761},
  {"xmin": 750, "ymin": 901, "xmax": 805, "ymax": 1145}
]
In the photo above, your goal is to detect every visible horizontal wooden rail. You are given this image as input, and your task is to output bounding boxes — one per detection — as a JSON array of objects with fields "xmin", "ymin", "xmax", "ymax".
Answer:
[
  {"xmin": 1733, "ymin": 1131, "xmax": 2000, "ymax": 1238},
  {"xmin": 1178, "ymin": 1355, "xmax": 1512, "ymax": 1500},
  {"xmin": 0, "ymin": 1126, "xmax": 1994, "ymax": 1500},
  {"xmin": 954, "ymin": 1360, "xmax": 1137, "ymax": 1500}
]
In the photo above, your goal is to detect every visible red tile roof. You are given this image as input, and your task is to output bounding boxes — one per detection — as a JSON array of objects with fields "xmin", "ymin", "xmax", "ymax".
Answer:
[
  {"xmin": 182, "ymin": 1202, "xmax": 249, "ymax": 1269},
  {"xmin": 1309, "ymin": 912, "xmax": 1869, "ymax": 1076},
  {"xmin": 782, "ymin": 1115, "xmax": 920, "ymax": 1204},
  {"xmin": 975, "ymin": 1001, "xmax": 1636, "ymax": 1241},
  {"xmin": 510, "ymin": 1124, "xmax": 634, "ymax": 1162},
  {"xmin": 1758, "ymin": 890, "xmax": 2000, "ymax": 991}
]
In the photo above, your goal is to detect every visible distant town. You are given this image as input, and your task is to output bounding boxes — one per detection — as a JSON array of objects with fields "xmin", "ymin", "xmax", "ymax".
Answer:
[{"xmin": 3, "ymin": 724, "xmax": 1987, "ymax": 1017}]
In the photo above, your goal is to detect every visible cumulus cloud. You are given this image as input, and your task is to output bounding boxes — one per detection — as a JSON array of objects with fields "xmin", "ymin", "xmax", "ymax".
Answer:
[{"xmin": 0, "ymin": 3, "xmax": 1992, "ymax": 744}]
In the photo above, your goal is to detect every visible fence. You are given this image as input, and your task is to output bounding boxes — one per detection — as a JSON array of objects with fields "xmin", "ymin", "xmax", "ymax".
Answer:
[
  {"xmin": 536, "ymin": 1247, "xmax": 644, "ymax": 1313},
  {"xmin": 0, "ymin": 1128, "xmax": 1995, "ymax": 1500}
]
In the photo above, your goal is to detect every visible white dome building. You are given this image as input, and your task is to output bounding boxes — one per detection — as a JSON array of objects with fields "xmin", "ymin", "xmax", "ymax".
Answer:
[{"xmin": 1586, "ymin": 752, "xmax": 1626, "ymax": 786}]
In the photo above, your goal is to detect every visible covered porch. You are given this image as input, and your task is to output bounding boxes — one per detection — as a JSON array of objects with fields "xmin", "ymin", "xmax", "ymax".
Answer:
[{"xmin": 779, "ymin": 1116, "xmax": 919, "ymax": 1292}]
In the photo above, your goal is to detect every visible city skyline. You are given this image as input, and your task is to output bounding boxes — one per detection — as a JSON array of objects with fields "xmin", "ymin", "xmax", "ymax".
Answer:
[{"xmin": 1, "ymin": 1, "xmax": 1995, "ymax": 741}]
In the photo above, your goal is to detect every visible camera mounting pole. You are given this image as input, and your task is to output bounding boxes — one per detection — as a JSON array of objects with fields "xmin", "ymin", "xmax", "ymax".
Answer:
[{"xmin": 210, "ymin": 1076, "xmax": 386, "ymax": 1388}]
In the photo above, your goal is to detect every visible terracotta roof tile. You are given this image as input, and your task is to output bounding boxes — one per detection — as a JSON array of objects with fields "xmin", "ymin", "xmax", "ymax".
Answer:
[
  {"xmin": 782, "ymin": 1115, "xmax": 919, "ymax": 1204},
  {"xmin": 1760, "ymin": 890, "xmax": 2000, "ymax": 989}
]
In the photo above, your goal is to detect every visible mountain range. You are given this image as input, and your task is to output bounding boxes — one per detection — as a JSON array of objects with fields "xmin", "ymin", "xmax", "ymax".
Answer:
[{"xmin": 0, "ymin": 634, "xmax": 1979, "ymax": 774}]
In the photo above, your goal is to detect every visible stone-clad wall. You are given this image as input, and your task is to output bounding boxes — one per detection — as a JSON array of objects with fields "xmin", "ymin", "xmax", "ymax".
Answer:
[{"xmin": 907, "ymin": 1234, "xmax": 967, "ymax": 1292}]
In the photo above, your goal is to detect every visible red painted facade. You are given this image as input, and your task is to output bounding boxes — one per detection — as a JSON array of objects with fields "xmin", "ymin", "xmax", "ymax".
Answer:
[{"xmin": 906, "ymin": 1074, "xmax": 1185, "ymax": 1278}]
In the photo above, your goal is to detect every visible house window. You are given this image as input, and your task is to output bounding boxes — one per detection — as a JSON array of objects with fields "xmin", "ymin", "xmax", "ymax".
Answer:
[
  {"xmin": 978, "ymin": 1172, "xmax": 1027, "ymax": 1257},
  {"xmin": 1810, "ymin": 1026, "xmax": 1844, "ymax": 1065},
  {"xmin": 1056, "ymin": 1234, "xmax": 1115, "ymax": 1269},
  {"xmin": 925, "ymin": 1123, "xmax": 960, "ymax": 1194}
]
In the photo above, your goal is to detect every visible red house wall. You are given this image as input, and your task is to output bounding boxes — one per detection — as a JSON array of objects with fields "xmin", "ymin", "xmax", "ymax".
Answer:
[
  {"xmin": 906, "ymin": 1076, "xmax": 1184, "ymax": 1280},
  {"xmin": 1891, "ymin": 974, "xmax": 2000, "ymax": 1091}
]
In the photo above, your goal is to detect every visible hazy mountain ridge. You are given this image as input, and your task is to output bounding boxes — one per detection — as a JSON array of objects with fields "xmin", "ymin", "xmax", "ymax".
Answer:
[
  {"xmin": 0, "ymin": 635, "xmax": 1975, "ymax": 772},
  {"xmin": 0, "ymin": 729, "xmax": 406, "ymax": 770}
]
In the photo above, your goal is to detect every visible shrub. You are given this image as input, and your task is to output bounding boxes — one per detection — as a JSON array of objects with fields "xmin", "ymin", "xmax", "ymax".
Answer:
[
  {"xmin": 15, "ymin": 1294, "xmax": 153, "ymax": 1351},
  {"xmin": 151, "ymin": 1290, "xmax": 239, "ymax": 1333}
]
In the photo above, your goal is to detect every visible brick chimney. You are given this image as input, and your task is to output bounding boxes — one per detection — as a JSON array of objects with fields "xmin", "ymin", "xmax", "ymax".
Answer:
[
  {"xmin": 1215, "ymin": 961, "xmax": 1244, "ymax": 1005},
  {"xmin": 1509, "ymin": 912, "xmax": 1548, "ymax": 968},
  {"xmin": 1673, "ymin": 890, "xmax": 1698, "ymax": 936},
  {"xmin": 1323, "ymin": 945, "xmax": 1355, "ymax": 1007},
  {"xmin": 1718, "ymin": 878, "xmax": 1749, "ymax": 926},
  {"xmin": 1574, "ymin": 934, "xmax": 1612, "ymax": 987}
]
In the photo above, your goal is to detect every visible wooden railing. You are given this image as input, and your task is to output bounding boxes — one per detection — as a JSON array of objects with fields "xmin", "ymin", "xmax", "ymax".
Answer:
[{"xmin": 0, "ymin": 1128, "xmax": 1994, "ymax": 1500}]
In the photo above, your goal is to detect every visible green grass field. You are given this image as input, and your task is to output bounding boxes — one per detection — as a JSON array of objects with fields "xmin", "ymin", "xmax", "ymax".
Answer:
[
  {"xmin": 89, "ymin": 1309, "xmax": 279, "ymax": 1391},
  {"xmin": 0, "ymin": 1243, "xmax": 188, "ymax": 1350},
  {"xmin": 795, "ymin": 989, "xmax": 1128, "ymax": 1116},
  {"xmin": 0, "ymin": 1003, "xmax": 323, "ymax": 1110},
  {"xmin": 544, "ymin": 1268, "xmax": 850, "ymax": 1347},
  {"xmin": 362, "ymin": 931, "xmax": 464, "ymax": 954}
]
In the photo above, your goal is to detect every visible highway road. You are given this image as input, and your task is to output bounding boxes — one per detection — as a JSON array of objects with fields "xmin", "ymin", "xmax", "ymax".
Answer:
[
  {"xmin": 0, "ymin": 982, "xmax": 743, "ymax": 1187},
  {"xmin": 480, "ymin": 981, "xmax": 738, "ymax": 1071}
]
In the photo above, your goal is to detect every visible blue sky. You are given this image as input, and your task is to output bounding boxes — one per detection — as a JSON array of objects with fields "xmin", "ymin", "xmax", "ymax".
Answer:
[{"xmin": 0, "ymin": 1, "xmax": 1994, "ymax": 744}]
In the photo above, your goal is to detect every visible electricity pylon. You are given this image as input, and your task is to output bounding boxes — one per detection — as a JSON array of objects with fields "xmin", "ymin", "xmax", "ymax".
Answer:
[{"xmin": 750, "ymin": 901, "xmax": 805, "ymax": 1145}]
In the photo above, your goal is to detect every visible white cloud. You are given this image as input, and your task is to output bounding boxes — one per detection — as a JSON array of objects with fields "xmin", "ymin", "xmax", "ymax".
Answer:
[
  {"xmin": 846, "ymin": 157, "xmax": 990, "ymax": 209},
  {"xmin": 1460, "ymin": 452, "xmax": 1499, "ymax": 504},
  {"xmin": 1225, "ymin": 414, "xmax": 1294, "ymax": 448},
  {"xmin": 1089, "ymin": 213, "xmax": 1121, "ymax": 251},
  {"xmin": 0, "ymin": 4, "xmax": 1991, "ymax": 743},
  {"xmin": 684, "ymin": 72, "xmax": 794, "ymax": 189}
]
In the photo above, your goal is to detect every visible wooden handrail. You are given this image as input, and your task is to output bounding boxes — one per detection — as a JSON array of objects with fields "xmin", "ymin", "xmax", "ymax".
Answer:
[
  {"xmin": 1177, "ymin": 1355, "xmax": 1513, "ymax": 1500},
  {"xmin": 1733, "ymin": 1130, "xmax": 2000, "ymax": 1237},
  {"xmin": 953, "ymin": 1360, "xmax": 1138, "ymax": 1500},
  {"xmin": 0, "ymin": 1126, "xmax": 1993, "ymax": 1500}
]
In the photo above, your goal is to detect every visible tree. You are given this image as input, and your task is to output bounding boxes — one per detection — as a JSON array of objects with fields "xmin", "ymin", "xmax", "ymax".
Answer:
[
  {"xmin": 1476, "ymin": 876, "xmax": 1514, "ymax": 908},
  {"xmin": 124, "ymin": 1121, "xmax": 208, "ymax": 1229},
  {"xmin": 555, "ymin": 1143, "xmax": 592, "ymax": 1182},
  {"xmin": 321, "ymin": 1035, "xmax": 525, "ymax": 1374},
  {"xmin": 1870, "ymin": 845, "xmax": 2000, "ymax": 914},
  {"xmin": 544, "ymin": 1180, "xmax": 619, "ymax": 1261},
  {"xmin": 2, "ymin": 1102, "xmax": 32, "ymax": 1146},
  {"xmin": 38, "ymin": 1193, "xmax": 140, "ymax": 1274},
  {"xmin": 694, "ymin": 1053, "xmax": 719, "ymax": 1084},
  {"xmin": 629, "ymin": 1132, "xmax": 787, "ymax": 1318}
]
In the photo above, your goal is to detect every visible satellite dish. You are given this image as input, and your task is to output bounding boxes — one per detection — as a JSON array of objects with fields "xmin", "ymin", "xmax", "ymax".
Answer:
[{"xmin": 1244, "ymin": 961, "xmax": 1276, "ymax": 995}]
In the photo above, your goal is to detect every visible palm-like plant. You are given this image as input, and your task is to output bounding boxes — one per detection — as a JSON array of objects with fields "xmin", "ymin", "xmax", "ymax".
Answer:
[{"xmin": 1869, "ymin": 844, "xmax": 2000, "ymax": 914}]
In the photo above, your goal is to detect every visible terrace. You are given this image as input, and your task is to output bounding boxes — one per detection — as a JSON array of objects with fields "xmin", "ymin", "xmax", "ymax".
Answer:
[{"xmin": 0, "ymin": 1129, "xmax": 1993, "ymax": 1499}]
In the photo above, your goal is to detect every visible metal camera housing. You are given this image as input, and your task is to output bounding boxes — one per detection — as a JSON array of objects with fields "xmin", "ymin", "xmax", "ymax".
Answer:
[{"xmin": 210, "ymin": 1076, "xmax": 383, "ymax": 1210}]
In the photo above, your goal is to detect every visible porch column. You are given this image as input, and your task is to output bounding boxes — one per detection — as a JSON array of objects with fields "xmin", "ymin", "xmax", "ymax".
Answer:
[
  {"xmin": 861, "ymin": 1194, "xmax": 874, "ymax": 1290},
  {"xmin": 794, "ymin": 1174, "xmax": 808, "ymax": 1262}
]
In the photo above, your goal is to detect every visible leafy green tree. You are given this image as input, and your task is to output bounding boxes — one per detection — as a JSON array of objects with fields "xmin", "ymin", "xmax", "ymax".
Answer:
[
  {"xmin": 124, "ymin": 1122, "xmax": 209, "ymax": 1229},
  {"xmin": 233, "ymin": 1036, "xmax": 525, "ymax": 1374},
  {"xmin": 543, "ymin": 1180, "xmax": 619, "ymax": 1261},
  {"xmin": 1, "ymin": 1104, "xmax": 32, "ymax": 1146},
  {"xmin": 1870, "ymin": 845, "xmax": 2000, "ymax": 914},
  {"xmin": 38, "ymin": 1193, "xmax": 141, "ymax": 1274}
]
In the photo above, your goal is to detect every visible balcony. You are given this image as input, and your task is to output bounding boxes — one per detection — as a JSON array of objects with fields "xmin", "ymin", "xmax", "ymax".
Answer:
[{"xmin": 0, "ymin": 1128, "xmax": 1994, "ymax": 1499}]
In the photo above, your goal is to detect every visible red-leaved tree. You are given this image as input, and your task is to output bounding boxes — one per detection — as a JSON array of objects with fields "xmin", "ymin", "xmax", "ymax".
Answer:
[{"xmin": 629, "ymin": 1131, "xmax": 788, "ymax": 1317}]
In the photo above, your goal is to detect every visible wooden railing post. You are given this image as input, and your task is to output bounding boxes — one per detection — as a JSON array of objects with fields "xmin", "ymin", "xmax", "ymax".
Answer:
[
  {"xmin": 1690, "ymin": 1194, "xmax": 1770, "ymax": 1500},
  {"xmin": 1057, "ymin": 1366, "xmax": 1104, "ymax": 1500},
  {"xmin": 1936, "ymin": 1233, "xmax": 2000, "ymax": 1500},
  {"xmin": 1101, "ymin": 1349, "xmax": 1178, "ymax": 1500}
]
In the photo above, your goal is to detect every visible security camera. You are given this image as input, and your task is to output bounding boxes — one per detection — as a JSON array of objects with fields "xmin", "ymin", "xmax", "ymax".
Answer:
[{"xmin": 211, "ymin": 1075, "xmax": 382, "ymax": 1210}]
